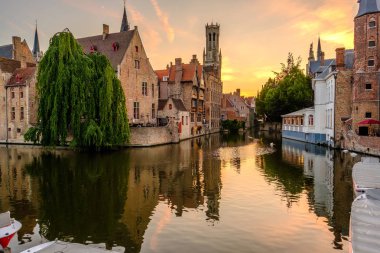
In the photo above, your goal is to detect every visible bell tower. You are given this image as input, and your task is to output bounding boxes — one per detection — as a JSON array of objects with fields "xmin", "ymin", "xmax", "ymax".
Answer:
[{"xmin": 203, "ymin": 23, "xmax": 221, "ymax": 79}]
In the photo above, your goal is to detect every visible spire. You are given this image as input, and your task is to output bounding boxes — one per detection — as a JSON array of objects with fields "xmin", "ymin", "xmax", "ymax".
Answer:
[
  {"xmin": 308, "ymin": 42, "xmax": 315, "ymax": 61},
  {"xmin": 317, "ymin": 36, "xmax": 322, "ymax": 61},
  {"xmin": 120, "ymin": 0, "xmax": 130, "ymax": 32},
  {"xmin": 33, "ymin": 20, "xmax": 40, "ymax": 58}
]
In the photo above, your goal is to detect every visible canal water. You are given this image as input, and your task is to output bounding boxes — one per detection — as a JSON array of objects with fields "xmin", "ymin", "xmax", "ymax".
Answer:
[{"xmin": 0, "ymin": 133, "xmax": 360, "ymax": 253}]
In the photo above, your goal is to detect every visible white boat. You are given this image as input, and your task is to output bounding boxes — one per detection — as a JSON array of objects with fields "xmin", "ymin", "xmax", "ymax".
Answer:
[
  {"xmin": 352, "ymin": 157, "xmax": 380, "ymax": 197},
  {"xmin": 0, "ymin": 211, "xmax": 22, "ymax": 249},
  {"xmin": 349, "ymin": 189, "xmax": 380, "ymax": 253},
  {"xmin": 20, "ymin": 241, "xmax": 120, "ymax": 253}
]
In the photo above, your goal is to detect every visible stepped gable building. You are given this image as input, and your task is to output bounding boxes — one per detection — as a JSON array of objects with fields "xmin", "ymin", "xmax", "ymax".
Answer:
[
  {"xmin": 77, "ymin": 4, "xmax": 158, "ymax": 126},
  {"xmin": 203, "ymin": 23, "xmax": 223, "ymax": 132},
  {"xmin": 306, "ymin": 37, "xmax": 335, "ymax": 77},
  {"xmin": 0, "ymin": 36, "xmax": 36, "ymax": 67},
  {"xmin": 352, "ymin": 0, "xmax": 380, "ymax": 135},
  {"xmin": 156, "ymin": 55, "xmax": 205, "ymax": 136}
]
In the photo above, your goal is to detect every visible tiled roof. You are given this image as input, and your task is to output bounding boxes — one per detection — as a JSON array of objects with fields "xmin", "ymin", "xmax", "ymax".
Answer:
[
  {"xmin": 158, "ymin": 99, "xmax": 168, "ymax": 110},
  {"xmin": 6, "ymin": 67, "xmax": 36, "ymax": 87},
  {"xmin": 172, "ymin": 98, "xmax": 187, "ymax": 112},
  {"xmin": 357, "ymin": 0, "xmax": 380, "ymax": 17},
  {"xmin": 158, "ymin": 98, "xmax": 187, "ymax": 112},
  {"xmin": 168, "ymin": 63, "xmax": 202, "ymax": 82},
  {"xmin": 0, "ymin": 57, "xmax": 21, "ymax": 73},
  {"xmin": 155, "ymin": 69, "xmax": 169, "ymax": 82},
  {"xmin": 0, "ymin": 44, "xmax": 13, "ymax": 59},
  {"xmin": 309, "ymin": 59, "xmax": 335, "ymax": 75},
  {"xmin": 77, "ymin": 30, "xmax": 135, "ymax": 70}
]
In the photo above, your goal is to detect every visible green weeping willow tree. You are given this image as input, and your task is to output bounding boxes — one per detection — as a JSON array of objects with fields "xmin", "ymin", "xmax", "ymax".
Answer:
[{"xmin": 25, "ymin": 29, "xmax": 130, "ymax": 148}]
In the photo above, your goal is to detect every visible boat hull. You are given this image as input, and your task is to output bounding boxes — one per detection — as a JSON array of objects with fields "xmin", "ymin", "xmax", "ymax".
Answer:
[{"xmin": 0, "ymin": 220, "xmax": 22, "ymax": 249}]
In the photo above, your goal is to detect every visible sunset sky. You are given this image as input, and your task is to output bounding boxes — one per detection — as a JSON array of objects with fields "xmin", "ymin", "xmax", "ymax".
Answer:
[{"xmin": 0, "ymin": 0, "xmax": 358, "ymax": 96}]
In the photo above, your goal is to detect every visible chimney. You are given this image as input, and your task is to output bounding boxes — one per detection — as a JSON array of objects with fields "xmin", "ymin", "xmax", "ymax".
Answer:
[
  {"xmin": 12, "ymin": 36, "xmax": 21, "ymax": 46},
  {"xmin": 336, "ymin": 48, "xmax": 345, "ymax": 70},
  {"xmin": 321, "ymin": 52, "xmax": 325, "ymax": 66},
  {"xmin": 175, "ymin": 58, "xmax": 182, "ymax": 71},
  {"xmin": 103, "ymin": 24, "xmax": 109, "ymax": 40}
]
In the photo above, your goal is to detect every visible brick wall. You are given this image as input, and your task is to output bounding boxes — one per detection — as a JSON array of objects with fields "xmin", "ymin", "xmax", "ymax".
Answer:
[
  {"xmin": 12, "ymin": 37, "xmax": 35, "ymax": 65},
  {"xmin": 120, "ymin": 30, "xmax": 158, "ymax": 126},
  {"xmin": 129, "ymin": 125, "xmax": 177, "ymax": 146},
  {"xmin": 343, "ymin": 130, "xmax": 380, "ymax": 156},
  {"xmin": 334, "ymin": 69, "xmax": 353, "ymax": 144}
]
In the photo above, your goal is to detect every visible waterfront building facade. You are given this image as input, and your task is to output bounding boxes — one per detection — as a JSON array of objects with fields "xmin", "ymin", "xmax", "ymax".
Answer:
[
  {"xmin": 221, "ymin": 89, "xmax": 251, "ymax": 127},
  {"xmin": 77, "ymin": 6, "xmax": 158, "ymax": 127}
]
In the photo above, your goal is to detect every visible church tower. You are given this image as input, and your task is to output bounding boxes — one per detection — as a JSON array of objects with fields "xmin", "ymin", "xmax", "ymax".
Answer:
[
  {"xmin": 203, "ymin": 23, "xmax": 221, "ymax": 79},
  {"xmin": 120, "ymin": 1, "xmax": 130, "ymax": 32},
  {"xmin": 32, "ymin": 21, "xmax": 42, "ymax": 62}
]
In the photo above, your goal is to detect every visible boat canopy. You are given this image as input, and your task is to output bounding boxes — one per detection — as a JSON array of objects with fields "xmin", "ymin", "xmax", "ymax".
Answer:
[
  {"xmin": 351, "ymin": 190, "xmax": 380, "ymax": 253},
  {"xmin": 352, "ymin": 157, "xmax": 380, "ymax": 190}
]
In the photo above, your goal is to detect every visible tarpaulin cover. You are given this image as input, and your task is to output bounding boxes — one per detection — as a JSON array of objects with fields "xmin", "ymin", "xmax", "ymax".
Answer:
[
  {"xmin": 352, "ymin": 158, "xmax": 380, "ymax": 190},
  {"xmin": 351, "ymin": 190, "xmax": 380, "ymax": 253}
]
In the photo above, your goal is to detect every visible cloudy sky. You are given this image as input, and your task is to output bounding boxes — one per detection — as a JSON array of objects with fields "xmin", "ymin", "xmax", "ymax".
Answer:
[{"xmin": 0, "ymin": 0, "xmax": 358, "ymax": 96}]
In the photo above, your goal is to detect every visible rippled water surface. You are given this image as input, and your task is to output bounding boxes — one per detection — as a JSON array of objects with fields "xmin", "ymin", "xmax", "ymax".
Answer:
[{"xmin": 0, "ymin": 133, "xmax": 359, "ymax": 253}]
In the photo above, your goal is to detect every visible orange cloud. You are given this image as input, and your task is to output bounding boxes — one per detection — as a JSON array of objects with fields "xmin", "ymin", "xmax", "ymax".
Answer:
[{"xmin": 150, "ymin": 0, "xmax": 175, "ymax": 42}]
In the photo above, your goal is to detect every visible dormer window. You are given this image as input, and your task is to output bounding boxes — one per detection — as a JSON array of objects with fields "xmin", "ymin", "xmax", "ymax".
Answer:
[{"xmin": 112, "ymin": 42, "xmax": 119, "ymax": 51}]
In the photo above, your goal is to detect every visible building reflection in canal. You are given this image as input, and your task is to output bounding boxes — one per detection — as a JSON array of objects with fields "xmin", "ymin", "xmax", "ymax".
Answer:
[
  {"xmin": 0, "ymin": 134, "xmax": 360, "ymax": 253},
  {"xmin": 257, "ymin": 138, "xmax": 358, "ymax": 250}
]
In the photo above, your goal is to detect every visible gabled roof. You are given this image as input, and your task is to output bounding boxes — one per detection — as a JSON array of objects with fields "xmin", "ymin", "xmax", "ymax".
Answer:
[
  {"xmin": 0, "ymin": 44, "xmax": 13, "ymax": 59},
  {"xmin": 77, "ymin": 30, "xmax": 135, "ymax": 70},
  {"xmin": 155, "ymin": 69, "xmax": 169, "ymax": 82},
  {"xmin": 357, "ymin": 0, "xmax": 380, "ymax": 18},
  {"xmin": 6, "ymin": 67, "xmax": 36, "ymax": 87},
  {"xmin": 168, "ymin": 63, "xmax": 202, "ymax": 82},
  {"xmin": 309, "ymin": 59, "xmax": 335, "ymax": 75},
  {"xmin": 158, "ymin": 98, "xmax": 187, "ymax": 112},
  {"xmin": 0, "ymin": 57, "xmax": 21, "ymax": 73}
]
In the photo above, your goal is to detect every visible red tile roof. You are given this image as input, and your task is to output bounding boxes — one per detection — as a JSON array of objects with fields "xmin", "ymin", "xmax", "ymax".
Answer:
[
  {"xmin": 166, "ymin": 63, "xmax": 202, "ymax": 83},
  {"xmin": 0, "ymin": 57, "xmax": 21, "ymax": 74},
  {"xmin": 155, "ymin": 69, "xmax": 169, "ymax": 82},
  {"xmin": 6, "ymin": 67, "xmax": 36, "ymax": 87}
]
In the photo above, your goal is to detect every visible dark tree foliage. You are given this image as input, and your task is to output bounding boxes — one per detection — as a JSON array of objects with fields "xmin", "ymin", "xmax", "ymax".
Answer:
[
  {"xmin": 221, "ymin": 120, "xmax": 245, "ymax": 133},
  {"xmin": 25, "ymin": 29, "xmax": 130, "ymax": 147},
  {"xmin": 256, "ymin": 53, "xmax": 313, "ymax": 122}
]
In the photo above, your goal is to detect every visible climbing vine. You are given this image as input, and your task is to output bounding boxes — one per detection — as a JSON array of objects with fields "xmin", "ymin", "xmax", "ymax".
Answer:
[{"xmin": 25, "ymin": 29, "xmax": 130, "ymax": 148}]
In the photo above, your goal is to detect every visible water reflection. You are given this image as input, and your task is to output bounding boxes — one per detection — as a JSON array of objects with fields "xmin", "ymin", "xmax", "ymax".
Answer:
[{"xmin": 0, "ymin": 133, "xmax": 360, "ymax": 253}]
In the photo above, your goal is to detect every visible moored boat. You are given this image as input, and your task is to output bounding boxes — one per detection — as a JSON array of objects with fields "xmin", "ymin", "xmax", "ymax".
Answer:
[
  {"xmin": 352, "ymin": 157, "xmax": 380, "ymax": 197},
  {"xmin": 0, "ymin": 211, "xmax": 22, "ymax": 249},
  {"xmin": 349, "ymin": 189, "xmax": 380, "ymax": 253},
  {"xmin": 20, "ymin": 241, "xmax": 120, "ymax": 253}
]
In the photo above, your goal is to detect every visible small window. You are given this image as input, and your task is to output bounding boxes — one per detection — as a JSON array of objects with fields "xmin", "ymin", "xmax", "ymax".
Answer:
[
  {"xmin": 17, "ymin": 128, "xmax": 21, "ymax": 133},
  {"xmin": 133, "ymin": 102, "xmax": 140, "ymax": 119},
  {"xmin": 20, "ymin": 107, "xmax": 24, "ymax": 120},
  {"xmin": 142, "ymin": 82, "xmax": 148, "ymax": 96},
  {"xmin": 365, "ymin": 112, "xmax": 372, "ymax": 118},
  {"xmin": 135, "ymin": 46, "xmax": 139, "ymax": 52},
  {"xmin": 20, "ymin": 91, "xmax": 23, "ymax": 98},
  {"xmin": 152, "ymin": 103, "xmax": 155, "ymax": 119},
  {"xmin": 135, "ymin": 60, "xmax": 140, "ymax": 69},
  {"xmin": 369, "ymin": 20, "xmax": 376, "ymax": 28},
  {"xmin": 11, "ymin": 92, "xmax": 15, "ymax": 99},
  {"xmin": 11, "ymin": 107, "xmax": 15, "ymax": 120},
  {"xmin": 169, "ymin": 104, "xmax": 172, "ymax": 110},
  {"xmin": 309, "ymin": 115, "xmax": 314, "ymax": 126},
  {"xmin": 369, "ymin": 40, "xmax": 376, "ymax": 47},
  {"xmin": 366, "ymin": 83, "xmax": 372, "ymax": 90},
  {"xmin": 152, "ymin": 84, "xmax": 154, "ymax": 98},
  {"xmin": 368, "ymin": 58, "xmax": 375, "ymax": 67}
]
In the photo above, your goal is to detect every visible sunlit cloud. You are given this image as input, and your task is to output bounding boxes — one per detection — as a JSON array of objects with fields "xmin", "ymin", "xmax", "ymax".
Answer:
[{"xmin": 150, "ymin": 0, "xmax": 175, "ymax": 42}]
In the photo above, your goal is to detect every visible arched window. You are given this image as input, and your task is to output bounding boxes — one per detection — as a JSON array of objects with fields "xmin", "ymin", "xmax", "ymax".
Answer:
[
  {"xmin": 213, "ymin": 33, "xmax": 216, "ymax": 41},
  {"xmin": 369, "ymin": 18, "xmax": 376, "ymax": 28},
  {"xmin": 209, "ymin": 33, "xmax": 212, "ymax": 42}
]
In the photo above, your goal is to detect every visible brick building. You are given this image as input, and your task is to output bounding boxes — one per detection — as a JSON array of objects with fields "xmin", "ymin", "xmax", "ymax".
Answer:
[
  {"xmin": 221, "ymin": 89, "xmax": 250, "ymax": 127},
  {"xmin": 352, "ymin": 0, "xmax": 380, "ymax": 136},
  {"xmin": 156, "ymin": 56, "xmax": 205, "ymax": 136},
  {"xmin": 77, "ymin": 5, "xmax": 158, "ymax": 126},
  {"xmin": 5, "ymin": 67, "xmax": 38, "ymax": 141},
  {"xmin": 203, "ymin": 23, "xmax": 223, "ymax": 132}
]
